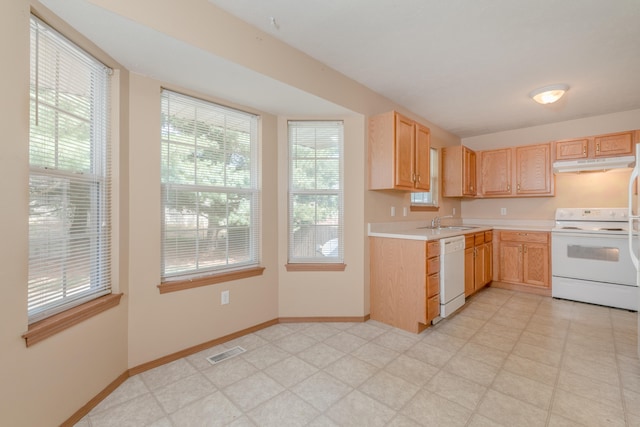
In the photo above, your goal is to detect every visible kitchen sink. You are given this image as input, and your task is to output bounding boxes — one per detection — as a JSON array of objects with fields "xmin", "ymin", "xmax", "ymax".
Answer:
[
  {"xmin": 417, "ymin": 226, "xmax": 478, "ymax": 231},
  {"xmin": 440, "ymin": 226, "xmax": 478, "ymax": 230}
]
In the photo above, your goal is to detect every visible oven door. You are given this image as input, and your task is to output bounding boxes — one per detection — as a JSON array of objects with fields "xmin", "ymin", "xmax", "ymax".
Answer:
[{"xmin": 551, "ymin": 232, "xmax": 636, "ymax": 286}]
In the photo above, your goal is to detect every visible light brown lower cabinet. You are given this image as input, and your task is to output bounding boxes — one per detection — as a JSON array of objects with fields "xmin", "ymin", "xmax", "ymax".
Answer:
[
  {"xmin": 465, "ymin": 231, "xmax": 493, "ymax": 297},
  {"xmin": 493, "ymin": 230, "xmax": 550, "ymax": 295},
  {"xmin": 370, "ymin": 237, "xmax": 440, "ymax": 333}
]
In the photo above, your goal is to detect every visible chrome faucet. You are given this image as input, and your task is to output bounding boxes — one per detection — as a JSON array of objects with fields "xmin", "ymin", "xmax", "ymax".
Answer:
[{"xmin": 431, "ymin": 215, "xmax": 454, "ymax": 229}]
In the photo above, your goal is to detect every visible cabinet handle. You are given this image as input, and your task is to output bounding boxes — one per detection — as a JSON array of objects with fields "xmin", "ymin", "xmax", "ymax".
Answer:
[
  {"xmin": 470, "ymin": 185, "xmax": 474, "ymax": 191},
  {"xmin": 596, "ymin": 142, "xmax": 600, "ymax": 153},
  {"xmin": 583, "ymin": 145, "xmax": 587, "ymax": 155},
  {"xmin": 507, "ymin": 184, "xmax": 511, "ymax": 191},
  {"xmin": 524, "ymin": 245, "xmax": 528, "ymax": 253},
  {"xmin": 517, "ymin": 183, "xmax": 521, "ymax": 191},
  {"xmin": 417, "ymin": 174, "xmax": 421, "ymax": 183}
]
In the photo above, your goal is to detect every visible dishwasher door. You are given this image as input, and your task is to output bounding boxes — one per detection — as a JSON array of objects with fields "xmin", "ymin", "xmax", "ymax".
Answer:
[{"xmin": 439, "ymin": 235, "xmax": 466, "ymax": 317}]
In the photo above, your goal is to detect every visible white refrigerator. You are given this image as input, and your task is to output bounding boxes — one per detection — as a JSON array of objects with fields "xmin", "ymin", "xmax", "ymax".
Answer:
[{"xmin": 627, "ymin": 143, "xmax": 640, "ymax": 356}]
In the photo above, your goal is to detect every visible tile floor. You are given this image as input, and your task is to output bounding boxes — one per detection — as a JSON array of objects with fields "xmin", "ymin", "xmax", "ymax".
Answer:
[{"xmin": 75, "ymin": 288, "xmax": 640, "ymax": 426}]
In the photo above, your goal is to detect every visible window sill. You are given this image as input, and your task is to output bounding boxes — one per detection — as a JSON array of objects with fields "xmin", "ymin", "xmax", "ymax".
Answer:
[
  {"xmin": 410, "ymin": 205, "xmax": 439, "ymax": 212},
  {"xmin": 158, "ymin": 266, "xmax": 265, "ymax": 294},
  {"xmin": 22, "ymin": 293, "xmax": 123, "ymax": 347},
  {"xmin": 285, "ymin": 263, "xmax": 347, "ymax": 272}
]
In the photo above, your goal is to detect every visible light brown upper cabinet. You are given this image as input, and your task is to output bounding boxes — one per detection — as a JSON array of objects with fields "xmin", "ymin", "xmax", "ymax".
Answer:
[
  {"xmin": 515, "ymin": 144, "xmax": 553, "ymax": 195},
  {"xmin": 477, "ymin": 143, "xmax": 553, "ymax": 197},
  {"xmin": 479, "ymin": 148, "xmax": 512, "ymax": 196},
  {"xmin": 554, "ymin": 131, "xmax": 636, "ymax": 161},
  {"xmin": 442, "ymin": 145, "xmax": 477, "ymax": 197},
  {"xmin": 369, "ymin": 111, "xmax": 430, "ymax": 191}
]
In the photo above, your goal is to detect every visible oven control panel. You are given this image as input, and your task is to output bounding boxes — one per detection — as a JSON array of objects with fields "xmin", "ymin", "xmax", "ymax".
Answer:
[{"xmin": 555, "ymin": 208, "xmax": 628, "ymax": 221}]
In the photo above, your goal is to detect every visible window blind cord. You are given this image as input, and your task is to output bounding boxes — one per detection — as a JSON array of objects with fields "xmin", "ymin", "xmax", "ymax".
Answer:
[{"xmin": 34, "ymin": 24, "xmax": 39, "ymax": 126}]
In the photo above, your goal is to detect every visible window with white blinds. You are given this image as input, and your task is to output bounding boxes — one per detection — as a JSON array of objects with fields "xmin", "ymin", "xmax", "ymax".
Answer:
[
  {"xmin": 28, "ymin": 16, "xmax": 112, "ymax": 323},
  {"xmin": 411, "ymin": 147, "xmax": 439, "ymax": 207},
  {"xmin": 288, "ymin": 121, "xmax": 344, "ymax": 263},
  {"xmin": 161, "ymin": 90, "xmax": 260, "ymax": 280}
]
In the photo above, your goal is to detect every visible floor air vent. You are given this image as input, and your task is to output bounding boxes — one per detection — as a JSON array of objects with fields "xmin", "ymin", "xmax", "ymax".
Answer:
[{"xmin": 206, "ymin": 346, "xmax": 246, "ymax": 365}]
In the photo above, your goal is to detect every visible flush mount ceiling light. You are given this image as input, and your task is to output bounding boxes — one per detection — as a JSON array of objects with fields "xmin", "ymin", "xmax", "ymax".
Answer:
[{"xmin": 529, "ymin": 84, "xmax": 569, "ymax": 104}]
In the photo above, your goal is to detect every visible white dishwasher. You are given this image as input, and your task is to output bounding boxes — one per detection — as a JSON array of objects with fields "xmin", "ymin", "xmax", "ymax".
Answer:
[{"xmin": 439, "ymin": 235, "xmax": 466, "ymax": 317}]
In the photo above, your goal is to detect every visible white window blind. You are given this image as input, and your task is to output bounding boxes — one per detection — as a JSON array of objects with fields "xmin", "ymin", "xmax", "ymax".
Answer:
[
  {"xmin": 411, "ymin": 147, "xmax": 439, "ymax": 207},
  {"xmin": 288, "ymin": 121, "xmax": 344, "ymax": 263},
  {"xmin": 28, "ymin": 16, "xmax": 112, "ymax": 323},
  {"xmin": 161, "ymin": 90, "xmax": 260, "ymax": 280}
]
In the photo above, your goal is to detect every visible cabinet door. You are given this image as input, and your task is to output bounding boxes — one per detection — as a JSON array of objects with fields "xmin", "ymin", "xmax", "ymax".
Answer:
[
  {"xmin": 523, "ymin": 243, "xmax": 549, "ymax": 288},
  {"xmin": 474, "ymin": 244, "xmax": 485, "ymax": 290},
  {"xmin": 595, "ymin": 132, "xmax": 634, "ymax": 157},
  {"xmin": 499, "ymin": 242, "xmax": 522, "ymax": 283},
  {"xmin": 555, "ymin": 138, "xmax": 588, "ymax": 160},
  {"xmin": 414, "ymin": 123, "xmax": 431, "ymax": 191},
  {"xmin": 463, "ymin": 147, "xmax": 477, "ymax": 196},
  {"xmin": 516, "ymin": 143, "xmax": 552, "ymax": 195},
  {"xmin": 483, "ymin": 242, "xmax": 493, "ymax": 285},
  {"xmin": 464, "ymin": 247, "xmax": 475, "ymax": 297},
  {"xmin": 394, "ymin": 113, "xmax": 416, "ymax": 189},
  {"xmin": 480, "ymin": 149, "xmax": 512, "ymax": 196}
]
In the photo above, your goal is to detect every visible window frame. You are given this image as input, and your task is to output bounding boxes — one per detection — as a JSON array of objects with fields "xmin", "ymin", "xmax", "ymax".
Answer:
[
  {"xmin": 286, "ymin": 120, "xmax": 345, "ymax": 270},
  {"xmin": 411, "ymin": 147, "xmax": 439, "ymax": 211},
  {"xmin": 23, "ymin": 15, "xmax": 121, "ymax": 346},
  {"xmin": 27, "ymin": 15, "xmax": 114, "ymax": 324},
  {"xmin": 158, "ymin": 90, "xmax": 262, "ymax": 291}
]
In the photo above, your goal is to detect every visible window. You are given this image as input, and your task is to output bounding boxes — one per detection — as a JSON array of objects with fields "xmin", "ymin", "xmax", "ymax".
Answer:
[
  {"xmin": 28, "ymin": 16, "xmax": 112, "ymax": 323},
  {"xmin": 411, "ymin": 147, "xmax": 439, "ymax": 208},
  {"xmin": 288, "ymin": 121, "xmax": 344, "ymax": 265},
  {"xmin": 161, "ymin": 90, "xmax": 260, "ymax": 282}
]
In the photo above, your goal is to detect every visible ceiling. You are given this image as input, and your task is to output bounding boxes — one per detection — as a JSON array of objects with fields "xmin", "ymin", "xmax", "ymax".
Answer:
[{"xmin": 42, "ymin": 0, "xmax": 640, "ymax": 138}]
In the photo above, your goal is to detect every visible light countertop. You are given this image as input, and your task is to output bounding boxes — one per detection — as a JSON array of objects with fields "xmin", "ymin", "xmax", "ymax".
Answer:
[{"xmin": 368, "ymin": 218, "xmax": 554, "ymax": 241}]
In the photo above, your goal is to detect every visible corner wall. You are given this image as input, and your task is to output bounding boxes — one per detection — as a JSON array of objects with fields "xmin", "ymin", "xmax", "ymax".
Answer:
[{"xmin": 0, "ymin": 2, "xmax": 129, "ymax": 426}]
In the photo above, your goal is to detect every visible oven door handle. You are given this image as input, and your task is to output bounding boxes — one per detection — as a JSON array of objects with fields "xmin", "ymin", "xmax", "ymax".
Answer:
[
  {"xmin": 628, "ymin": 155, "xmax": 639, "ymax": 270},
  {"xmin": 629, "ymin": 219, "xmax": 639, "ymax": 270}
]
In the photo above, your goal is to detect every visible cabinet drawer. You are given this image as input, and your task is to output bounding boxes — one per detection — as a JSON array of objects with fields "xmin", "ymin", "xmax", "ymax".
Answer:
[
  {"xmin": 427, "ymin": 241, "xmax": 440, "ymax": 258},
  {"xmin": 427, "ymin": 295, "xmax": 440, "ymax": 320},
  {"xmin": 484, "ymin": 231, "xmax": 493, "ymax": 242},
  {"xmin": 427, "ymin": 273, "xmax": 439, "ymax": 298},
  {"xmin": 426, "ymin": 256, "xmax": 440, "ymax": 274},
  {"xmin": 465, "ymin": 234, "xmax": 475, "ymax": 249},
  {"xmin": 474, "ymin": 232, "xmax": 485, "ymax": 246},
  {"xmin": 500, "ymin": 231, "xmax": 548, "ymax": 243}
]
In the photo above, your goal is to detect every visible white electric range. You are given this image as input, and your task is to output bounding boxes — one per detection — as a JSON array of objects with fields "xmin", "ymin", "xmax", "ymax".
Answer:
[{"xmin": 551, "ymin": 207, "xmax": 638, "ymax": 311}]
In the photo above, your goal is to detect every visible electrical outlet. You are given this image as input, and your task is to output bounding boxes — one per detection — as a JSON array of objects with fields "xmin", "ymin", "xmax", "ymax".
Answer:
[
  {"xmin": 403, "ymin": 207, "xmax": 408, "ymax": 216},
  {"xmin": 391, "ymin": 206, "xmax": 396, "ymax": 217},
  {"xmin": 501, "ymin": 207, "xmax": 507, "ymax": 216},
  {"xmin": 452, "ymin": 208, "xmax": 456, "ymax": 216},
  {"xmin": 221, "ymin": 290, "xmax": 229, "ymax": 305}
]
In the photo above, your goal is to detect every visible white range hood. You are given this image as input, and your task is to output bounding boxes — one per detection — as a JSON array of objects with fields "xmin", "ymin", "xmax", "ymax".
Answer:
[{"xmin": 553, "ymin": 155, "xmax": 635, "ymax": 173}]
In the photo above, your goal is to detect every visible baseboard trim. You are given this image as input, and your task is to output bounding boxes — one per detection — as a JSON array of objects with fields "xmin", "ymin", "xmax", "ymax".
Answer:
[
  {"xmin": 279, "ymin": 315, "xmax": 370, "ymax": 323},
  {"xmin": 490, "ymin": 281, "xmax": 552, "ymax": 296},
  {"xmin": 62, "ymin": 315, "xmax": 369, "ymax": 425},
  {"xmin": 128, "ymin": 318, "xmax": 279, "ymax": 376},
  {"xmin": 61, "ymin": 371, "xmax": 129, "ymax": 427}
]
